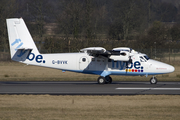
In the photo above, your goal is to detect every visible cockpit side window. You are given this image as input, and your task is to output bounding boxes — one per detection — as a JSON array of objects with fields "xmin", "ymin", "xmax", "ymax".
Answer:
[
  {"xmin": 140, "ymin": 56, "xmax": 146, "ymax": 62},
  {"xmin": 144, "ymin": 55, "xmax": 150, "ymax": 60}
]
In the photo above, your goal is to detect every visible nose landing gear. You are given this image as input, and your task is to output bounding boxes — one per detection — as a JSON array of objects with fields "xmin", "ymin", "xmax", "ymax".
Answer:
[{"xmin": 150, "ymin": 76, "xmax": 157, "ymax": 84}]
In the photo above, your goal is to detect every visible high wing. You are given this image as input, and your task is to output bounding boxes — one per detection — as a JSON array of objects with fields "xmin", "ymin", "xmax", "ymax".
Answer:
[
  {"xmin": 80, "ymin": 47, "xmax": 109, "ymax": 56},
  {"xmin": 80, "ymin": 47, "xmax": 135, "ymax": 61},
  {"xmin": 80, "ymin": 47, "xmax": 106, "ymax": 53}
]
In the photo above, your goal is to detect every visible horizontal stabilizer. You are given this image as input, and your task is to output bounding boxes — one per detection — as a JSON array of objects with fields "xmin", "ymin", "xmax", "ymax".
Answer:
[{"xmin": 12, "ymin": 49, "xmax": 32, "ymax": 62}]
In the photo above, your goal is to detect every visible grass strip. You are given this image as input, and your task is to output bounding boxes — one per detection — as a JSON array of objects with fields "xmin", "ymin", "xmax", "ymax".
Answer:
[{"xmin": 0, "ymin": 95, "xmax": 180, "ymax": 120}]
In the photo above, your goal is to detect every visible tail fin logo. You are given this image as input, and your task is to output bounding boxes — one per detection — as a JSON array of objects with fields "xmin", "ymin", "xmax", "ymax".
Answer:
[
  {"xmin": 11, "ymin": 39, "xmax": 23, "ymax": 51},
  {"xmin": 27, "ymin": 52, "xmax": 46, "ymax": 63},
  {"xmin": 17, "ymin": 50, "xmax": 28, "ymax": 57}
]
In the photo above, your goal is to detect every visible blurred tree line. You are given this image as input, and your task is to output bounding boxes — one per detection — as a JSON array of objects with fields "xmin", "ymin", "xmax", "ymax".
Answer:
[{"xmin": 1, "ymin": 0, "xmax": 180, "ymax": 59}]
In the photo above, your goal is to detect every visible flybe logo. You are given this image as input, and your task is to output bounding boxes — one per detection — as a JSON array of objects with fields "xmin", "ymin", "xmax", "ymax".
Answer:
[
  {"xmin": 11, "ymin": 39, "xmax": 23, "ymax": 51},
  {"xmin": 12, "ymin": 39, "xmax": 46, "ymax": 63},
  {"xmin": 27, "ymin": 53, "xmax": 46, "ymax": 63},
  {"xmin": 112, "ymin": 61, "xmax": 143, "ymax": 72}
]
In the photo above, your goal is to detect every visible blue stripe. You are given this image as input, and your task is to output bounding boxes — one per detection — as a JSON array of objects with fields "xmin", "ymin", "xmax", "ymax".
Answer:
[{"xmin": 59, "ymin": 69, "xmax": 165, "ymax": 76}]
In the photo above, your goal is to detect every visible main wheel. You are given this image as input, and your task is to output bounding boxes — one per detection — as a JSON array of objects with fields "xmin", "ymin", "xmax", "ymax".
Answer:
[
  {"xmin": 105, "ymin": 76, "xmax": 112, "ymax": 84},
  {"xmin": 97, "ymin": 76, "xmax": 106, "ymax": 84},
  {"xmin": 150, "ymin": 77, "xmax": 157, "ymax": 84}
]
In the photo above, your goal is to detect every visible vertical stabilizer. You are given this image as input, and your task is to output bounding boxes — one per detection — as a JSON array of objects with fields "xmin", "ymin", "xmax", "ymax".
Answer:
[{"xmin": 6, "ymin": 18, "xmax": 39, "ymax": 62}]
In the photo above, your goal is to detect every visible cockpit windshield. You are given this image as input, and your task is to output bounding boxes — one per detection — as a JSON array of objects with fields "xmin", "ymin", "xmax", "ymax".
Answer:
[
  {"xmin": 140, "ymin": 55, "xmax": 150, "ymax": 62},
  {"xmin": 140, "ymin": 56, "xmax": 146, "ymax": 62},
  {"xmin": 144, "ymin": 55, "xmax": 150, "ymax": 60}
]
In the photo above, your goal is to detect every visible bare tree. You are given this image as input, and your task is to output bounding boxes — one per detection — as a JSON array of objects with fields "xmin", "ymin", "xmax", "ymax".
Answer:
[
  {"xmin": 26, "ymin": 0, "xmax": 53, "ymax": 52},
  {"xmin": 109, "ymin": 0, "xmax": 146, "ymax": 40},
  {"xmin": 0, "ymin": 0, "xmax": 17, "ymax": 52}
]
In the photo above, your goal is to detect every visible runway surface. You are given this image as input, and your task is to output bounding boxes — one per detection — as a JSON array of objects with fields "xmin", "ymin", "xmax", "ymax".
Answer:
[{"xmin": 0, "ymin": 81, "xmax": 180, "ymax": 95}]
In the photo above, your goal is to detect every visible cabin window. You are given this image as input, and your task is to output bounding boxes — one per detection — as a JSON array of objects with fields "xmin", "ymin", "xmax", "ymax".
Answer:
[
  {"xmin": 92, "ymin": 58, "xmax": 95, "ymax": 61},
  {"xmin": 82, "ymin": 58, "xmax": 86, "ymax": 62},
  {"xmin": 97, "ymin": 59, "xmax": 101, "ymax": 62}
]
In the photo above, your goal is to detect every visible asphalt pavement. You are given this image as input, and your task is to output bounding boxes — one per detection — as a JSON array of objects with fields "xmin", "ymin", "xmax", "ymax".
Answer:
[{"xmin": 0, "ymin": 81, "xmax": 180, "ymax": 95}]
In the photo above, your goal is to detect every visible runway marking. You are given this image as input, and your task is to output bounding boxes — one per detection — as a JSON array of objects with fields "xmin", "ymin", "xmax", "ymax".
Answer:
[{"xmin": 116, "ymin": 88, "xmax": 180, "ymax": 90}]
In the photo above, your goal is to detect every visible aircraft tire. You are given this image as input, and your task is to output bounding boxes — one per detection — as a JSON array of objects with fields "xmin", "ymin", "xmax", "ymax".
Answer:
[
  {"xmin": 105, "ymin": 76, "xmax": 112, "ymax": 84},
  {"xmin": 97, "ymin": 76, "xmax": 106, "ymax": 84},
  {"xmin": 150, "ymin": 77, "xmax": 157, "ymax": 84}
]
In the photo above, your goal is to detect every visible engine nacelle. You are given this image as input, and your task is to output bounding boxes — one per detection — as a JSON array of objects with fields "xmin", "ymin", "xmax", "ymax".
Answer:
[{"xmin": 109, "ymin": 51, "xmax": 130, "ymax": 61}]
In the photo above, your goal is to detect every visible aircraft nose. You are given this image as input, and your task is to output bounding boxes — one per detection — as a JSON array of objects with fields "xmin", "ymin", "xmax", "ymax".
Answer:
[
  {"xmin": 156, "ymin": 63, "xmax": 175, "ymax": 73},
  {"xmin": 148, "ymin": 59, "xmax": 175, "ymax": 73},
  {"xmin": 168, "ymin": 65, "xmax": 175, "ymax": 73}
]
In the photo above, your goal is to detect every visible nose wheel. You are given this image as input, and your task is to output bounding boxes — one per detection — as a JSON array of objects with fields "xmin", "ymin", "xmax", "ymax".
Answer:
[{"xmin": 150, "ymin": 76, "xmax": 157, "ymax": 84}]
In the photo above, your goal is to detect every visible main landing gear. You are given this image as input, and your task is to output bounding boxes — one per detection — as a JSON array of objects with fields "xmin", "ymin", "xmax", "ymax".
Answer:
[
  {"xmin": 97, "ymin": 76, "xmax": 158, "ymax": 84},
  {"xmin": 150, "ymin": 76, "xmax": 157, "ymax": 84},
  {"xmin": 97, "ymin": 76, "xmax": 112, "ymax": 84}
]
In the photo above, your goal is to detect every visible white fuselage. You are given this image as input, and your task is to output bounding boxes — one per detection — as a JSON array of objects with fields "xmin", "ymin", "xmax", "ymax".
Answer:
[{"xmin": 21, "ymin": 52, "xmax": 174, "ymax": 77}]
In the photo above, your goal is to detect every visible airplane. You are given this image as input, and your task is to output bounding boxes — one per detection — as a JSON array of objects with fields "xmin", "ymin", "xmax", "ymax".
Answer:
[{"xmin": 6, "ymin": 18, "xmax": 175, "ymax": 84}]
